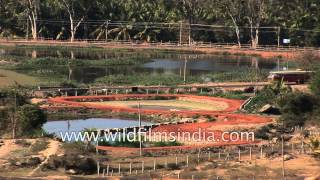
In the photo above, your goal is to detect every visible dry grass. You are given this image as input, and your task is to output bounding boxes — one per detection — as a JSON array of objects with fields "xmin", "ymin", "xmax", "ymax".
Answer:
[{"xmin": 85, "ymin": 99, "xmax": 228, "ymax": 111}]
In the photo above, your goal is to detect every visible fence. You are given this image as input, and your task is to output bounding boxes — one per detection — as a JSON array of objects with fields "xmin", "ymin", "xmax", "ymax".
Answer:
[
  {"xmin": 2, "ymin": 38, "xmax": 320, "ymax": 53},
  {"xmin": 95, "ymin": 140, "xmax": 313, "ymax": 179}
]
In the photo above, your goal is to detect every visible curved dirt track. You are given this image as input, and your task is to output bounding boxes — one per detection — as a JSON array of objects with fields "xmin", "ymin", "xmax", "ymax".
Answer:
[
  {"xmin": 48, "ymin": 94, "xmax": 244, "ymax": 115},
  {"xmin": 48, "ymin": 94, "xmax": 272, "ymax": 151}
]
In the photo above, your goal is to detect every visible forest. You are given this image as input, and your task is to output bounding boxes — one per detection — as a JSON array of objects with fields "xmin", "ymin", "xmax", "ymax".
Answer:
[{"xmin": 1, "ymin": 0, "xmax": 320, "ymax": 47}]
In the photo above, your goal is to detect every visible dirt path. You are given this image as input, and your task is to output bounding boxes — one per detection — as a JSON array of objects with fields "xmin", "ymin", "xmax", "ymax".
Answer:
[
  {"xmin": 0, "ymin": 140, "xmax": 18, "ymax": 159},
  {"xmin": 28, "ymin": 140, "xmax": 61, "ymax": 176},
  {"xmin": 48, "ymin": 94, "xmax": 244, "ymax": 114},
  {"xmin": 258, "ymin": 154, "xmax": 320, "ymax": 179}
]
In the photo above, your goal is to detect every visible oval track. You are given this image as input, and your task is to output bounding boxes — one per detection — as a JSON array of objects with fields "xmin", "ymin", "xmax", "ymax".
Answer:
[{"xmin": 48, "ymin": 94, "xmax": 272, "ymax": 151}]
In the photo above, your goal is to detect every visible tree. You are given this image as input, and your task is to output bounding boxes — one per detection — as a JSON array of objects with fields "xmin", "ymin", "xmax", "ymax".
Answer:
[
  {"xmin": 175, "ymin": 0, "xmax": 210, "ymax": 44},
  {"xmin": 215, "ymin": 0, "xmax": 245, "ymax": 47},
  {"xmin": 22, "ymin": 0, "xmax": 39, "ymax": 40},
  {"xmin": 278, "ymin": 93, "xmax": 318, "ymax": 127},
  {"xmin": 61, "ymin": 0, "xmax": 88, "ymax": 42},
  {"xmin": 0, "ymin": 88, "xmax": 27, "ymax": 138},
  {"xmin": 17, "ymin": 104, "xmax": 47, "ymax": 136},
  {"xmin": 244, "ymin": 0, "xmax": 269, "ymax": 48}
]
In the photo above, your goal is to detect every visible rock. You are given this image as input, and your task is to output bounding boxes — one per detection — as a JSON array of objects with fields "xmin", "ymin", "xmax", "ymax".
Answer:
[
  {"xmin": 31, "ymin": 155, "xmax": 45, "ymax": 162},
  {"xmin": 270, "ymin": 129, "xmax": 277, "ymax": 133},
  {"xmin": 77, "ymin": 155, "xmax": 85, "ymax": 159},
  {"xmin": 283, "ymin": 135, "xmax": 293, "ymax": 141},
  {"xmin": 259, "ymin": 104, "xmax": 281, "ymax": 115},
  {"xmin": 26, "ymin": 157, "xmax": 41, "ymax": 166},
  {"xmin": 284, "ymin": 154, "xmax": 294, "ymax": 161},
  {"xmin": 15, "ymin": 161, "xmax": 22, "ymax": 166},
  {"xmin": 272, "ymin": 137, "xmax": 279, "ymax": 143},
  {"xmin": 66, "ymin": 169, "xmax": 77, "ymax": 175}
]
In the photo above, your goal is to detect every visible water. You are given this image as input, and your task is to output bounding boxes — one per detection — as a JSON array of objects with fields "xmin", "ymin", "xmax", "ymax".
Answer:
[
  {"xmin": 43, "ymin": 118, "xmax": 151, "ymax": 137},
  {"xmin": 0, "ymin": 46, "xmax": 280, "ymax": 83}
]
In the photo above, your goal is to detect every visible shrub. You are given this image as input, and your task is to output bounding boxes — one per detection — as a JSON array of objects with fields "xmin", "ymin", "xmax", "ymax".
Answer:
[
  {"xmin": 15, "ymin": 139, "xmax": 31, "ymax": 147},
  {"xmin": 255, "ymin": 125, "xmax": 271, "ymax": 140},
  {"xmin": 166, "ymin": 163, "xmax": 180, "ymax": 170},
  {"xmin": 310, "ymin": 138, "xmax": 320, "ymax": 150},
  {"xmin": 152, "ymin": 140, "xmax": 182, "ymax": 147},
  {"xmin": 17, "ymin": 104, "xmax": 47, "ymax": 136},
  {"xmin": 30, "ymin": 139, "xmax": 49, "ymax": 153},
  {"xmin": 310, "ymin": 69, "xmax": 320, "ymax": 97},
  {"xmin": 278, "ymin": 93, "xmax": 319, "ymax": 127}
]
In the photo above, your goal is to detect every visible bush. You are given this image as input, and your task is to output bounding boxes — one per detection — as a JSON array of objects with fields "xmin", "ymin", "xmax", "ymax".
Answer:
[
  {"xmin": 278, "ymin": 93, "xmax": 319, "ymax": 127},
  {"xmin": 311, "ymin": 138, "xmax": 320, "ymax": 150},
  {"xmin": 244, "ymin": 82, "xmax": 291, "ymax": 112},
  {"xmin": 30, "ymin": 139, "xmax": 49, "ymax": 153},
  {"xmin": 15, "ymin": 139, "xmax": 31, "ymax": 147},
  {"xmin": 166, "ymin": 163, "xmax": 180, "ymax": 170},
  {"xmin": 99, "ymin": 138, "xmax": 142, "ymax": 148},
  {"xmin": 17, "ymin": 104, "xmax": 47, "ymax": 136},
  {"xmin": 62, "ymin": 142, "xmax": 96, "ymax": 154},
  {"xmin": 152, "ymin": 140, "xmax": 182, "ymax": 147},
  {"xmin": 45, "ymin": 154, "xmax": 97, "ymax": 174},
  {"xmin": 244, "ymin": 86, "xmax": 278, "ymax": 112},
  {"xmin": 204, "ymin": 115, "xmax": 216, "ymax": 122},
  {"xmin": 310, "ymin": 69, "xmax": 320, "ymax": 97}
]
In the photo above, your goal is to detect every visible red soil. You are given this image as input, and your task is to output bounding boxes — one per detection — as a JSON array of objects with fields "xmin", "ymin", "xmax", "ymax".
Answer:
[
  {"xmin": 47, "ymin": 94, "xmax": 272, "ymax": 151},
  {"xmin": 48, "ymin": 94, "xmax": 244, "ymax": 115}
]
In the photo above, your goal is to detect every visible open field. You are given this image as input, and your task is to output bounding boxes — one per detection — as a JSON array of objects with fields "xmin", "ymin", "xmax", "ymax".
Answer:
[{"xmin": 0, "ymin": 69, "xmax": 38, "ymax": 87}]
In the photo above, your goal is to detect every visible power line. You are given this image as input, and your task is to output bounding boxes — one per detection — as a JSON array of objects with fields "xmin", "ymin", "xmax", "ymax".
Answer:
[{"xmin": 19, "ymin": 18, "xmax": 320, "ymax": 33}]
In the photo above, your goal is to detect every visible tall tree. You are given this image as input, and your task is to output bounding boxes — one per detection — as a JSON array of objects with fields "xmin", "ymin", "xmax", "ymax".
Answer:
[
  {"xmin": 21, "ymin": 0, "xmax": 39, "ymax": 40},
  {"xmin": 245, "ymin": 0, "xmax": 269, "ymax": 48},
  {"xmin": 61, "ymin": 0, "xmax": 88, "ymax": 42},
  {"xmin": 215, "ymin": 0, "xmax": 245, "ymax": 47},
  {"xmin": 175, "ymin": 0, "xmax": 210, "ymax": 43}
]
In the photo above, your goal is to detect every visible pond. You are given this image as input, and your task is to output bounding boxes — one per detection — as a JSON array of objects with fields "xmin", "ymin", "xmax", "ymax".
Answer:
[
  {"xmin": 43, "ymin": 118, "xmax": 151, "ymax": 137},
  {"xmin": 0, "ymin": 46, "xmax": 284, "ymax": 84}
]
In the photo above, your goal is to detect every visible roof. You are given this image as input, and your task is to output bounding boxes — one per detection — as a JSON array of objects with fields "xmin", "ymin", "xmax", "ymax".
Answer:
[{"xmin": 269, "ymin": 70, "xmax": 313, "ymax": 75}]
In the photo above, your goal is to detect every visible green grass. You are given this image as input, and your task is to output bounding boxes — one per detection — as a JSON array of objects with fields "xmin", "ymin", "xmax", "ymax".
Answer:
[
  {"xmin": 151, "ymin": 141, "xmax": 182, "ymax": 147},
  {"xmin": 94, "ymin": 68, "xmax": 268, "ymax": 86},
  {"xmin": 4, "ymin": 56, "xmax": 150, "ymax": 69},
  {"xmin": 29, "ymin": 139, "xmax": 49, "ymax": 153},
  {"xmin": 94, "ymin": 73, "xmax": 197, "ymax": 86},
  {"xmin": 0, "ymin": 69, "xmax": 38, "ymax": 87}
]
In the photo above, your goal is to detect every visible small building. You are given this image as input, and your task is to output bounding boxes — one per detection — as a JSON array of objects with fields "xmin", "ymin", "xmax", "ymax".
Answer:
[{"xmin": 268, "ymin": 70, "xmax": 313, "ymax": 84}]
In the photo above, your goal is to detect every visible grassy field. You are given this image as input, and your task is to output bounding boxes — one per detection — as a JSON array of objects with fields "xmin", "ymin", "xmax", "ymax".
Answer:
[
  {"xmin": 85, "ymin": 99, "xmax": 228, "ymax": 111},
  {"xmin": 0, "ymin": 69, "xmax": 38, "ymax": 87}
]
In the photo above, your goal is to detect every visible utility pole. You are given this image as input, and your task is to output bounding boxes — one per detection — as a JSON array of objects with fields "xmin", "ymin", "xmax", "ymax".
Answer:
[
  {"xmin": 277, "ymin": 26, "xmax": 281, "ymax": 49},
  {"xmin": 282, "ymin": 136, "xmax": 285, "ymax": 179},
  {"xmin": 188, "ymin": 23, "xmax": 191, "ymax": 46},
  {"xmin": 11, "ymin": 92, "xmax": 17, "ymax": 139},
  {"xmin": 105, "ymin": 20, "xmax": 110, "ymax": 42},
  {"xmin": 183, "ymin": 57, "xmax": 187, "ymax": 84},
  {"xmin": 179, "ymin": 21, "xmax": 182, "ymax": 46},
  {"xmin": 26, "ymin": 18, "xmax": 29, "ymax": 40},
  {"xmin": 138, "ymin": 103, "xmax": 142, "ymax": 156}
]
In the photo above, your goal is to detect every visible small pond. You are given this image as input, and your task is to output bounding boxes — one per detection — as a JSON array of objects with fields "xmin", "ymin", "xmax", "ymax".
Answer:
[{"xmin": 43, "ymin": 118, "xmax": 151, "ymax": 137}]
